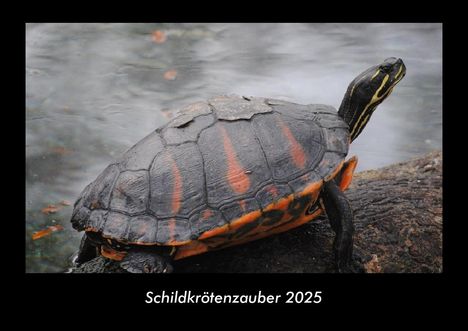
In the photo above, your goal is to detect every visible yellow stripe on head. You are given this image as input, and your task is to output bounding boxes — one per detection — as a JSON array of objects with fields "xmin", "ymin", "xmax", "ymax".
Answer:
[
  {"xmin": 370, "ymin": 70, "xmax": 380, "ymax": 81},
  {"xmin": 347, "ymin": 70, "xmax": 380, "ymax": 124},
  {"xmin": 352, "ymin": 113, "xmax": 371, "ymax": 140},
  {"xmin": 378, "ymin": 73, "xmax": 404, "ymax": 101},
  {"xmin": 394, "ymin": 64, "xmax": 404, "ymax": 80},
  {"xmin": 350, "ymin": 74, "xmax": 389, "ymax": 138}
]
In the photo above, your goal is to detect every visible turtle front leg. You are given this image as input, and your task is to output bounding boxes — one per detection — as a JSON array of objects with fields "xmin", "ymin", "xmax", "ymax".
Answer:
[
  {"xmin": 75, "ymin": 233, "xmax": 98, "ymax": 265},
  {"xmin": 120, "ymin": 250, "xmax": 174, "ymax": 273},
  {"xmin": 321, "ymin": 180, "xmax": 354, "ymax": 272}
]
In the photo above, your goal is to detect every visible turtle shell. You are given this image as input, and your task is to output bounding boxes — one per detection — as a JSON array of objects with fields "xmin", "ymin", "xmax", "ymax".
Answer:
[{"xmin": 71, "ymin": 95, "xmax": 350, "ymax": 257}]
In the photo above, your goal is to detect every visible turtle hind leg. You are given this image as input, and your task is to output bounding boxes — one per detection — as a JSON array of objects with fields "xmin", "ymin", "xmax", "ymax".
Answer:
[
  {"xmin": 321, "ymin": 180, "xmax": 355, "ymax": 272},
  {"xmin": 120, "ymin": 250, "xmax": 173, "ymax": 273},
  {"xmin": 75, "ymin": 233, "xmax": 98, "ymax": 265}
]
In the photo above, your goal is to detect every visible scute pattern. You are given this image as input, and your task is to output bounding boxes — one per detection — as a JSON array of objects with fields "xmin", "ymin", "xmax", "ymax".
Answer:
[
  {"xmin": 168, "ymin": 102, "xmax": 212, "ymax": 128},
  {"xmin": 83, "ymin": 165, "xmax": 120, "ymax": 211},
  {"xmin": 118, "ymin": 131, "xmax": 163, "ymax": 171},
  {"xmin": 71, "ymin": 95, "xmax": 349, "ymax": 245},
  {"xmin": 220, "ymin": 198, "xmax": 260, "ymax": 223},
  {"xmin": 255, "ymin": 183, "xmax": 293, "ymax": 209},
  {"xmin": 189, "ymin": 208, "xmax": 225, "ymax": 238},
  {"xmin": 102, "ymin": 211, "xmax": 129, "ymax": 240},
  {"xmin": 198, "ymin": 120, "xmax": 271, "ymax": 206},
  {"xmin": 163, "ymin": 114, "xmax": 215, "ymax": 145},
  {"xmin": 156, "ymin": 218, "xmax": 192, "ymax": 243},
  {"xmin": 126, "ymin": 215, "xmax": 158, "ymax": 243},
  {"xmin": 209, "ymin": 95, "xmax": 271, "ymax": 120},
  {"xmin": 251, "ymin": 113, "xmax": 326, "ymax": 181},
  {"xmin": 110, "ymin": 171, "xmax": 149, "ymax": 215},
  {"xmin": 149, "ymin": 144, "xmax": 205, "ymax": 218}
]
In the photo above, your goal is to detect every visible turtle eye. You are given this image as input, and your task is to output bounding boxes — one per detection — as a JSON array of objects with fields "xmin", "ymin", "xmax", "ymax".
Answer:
[{"xmin": 379, "ymin": 64, "xmax": 391, "ymax": 73}]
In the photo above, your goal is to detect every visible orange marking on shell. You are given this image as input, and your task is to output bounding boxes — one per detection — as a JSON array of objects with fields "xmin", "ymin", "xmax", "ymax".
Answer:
[
  {"xmin": 202, "ymin": 209, "xmax": 213, "ymax": 220},
  {"xmin": 266, "ymin": 208, "xmax": 323, "ymax": 236},
  {"xmin": 280, "ymin": 212, "xmax": 293, "ymax": 223},
  {"xmin": 267, "ymin": 185, "xmax": 279, "ymax": 198},
  {"xmin": 85, "ymin": 228, "xmax": 190, "ymax": 246},
  {"xmin": 168, "ymin": 218, "xmax": 176, "ymax": 243},
  {"xmin": 174, "ymin": 241, "xmax": 209, "ymax": 260},
  {"xmin": 299, "ymin": 180, "xmax": 323, "ymax": 197},
  {"xmin": 166, "ymin": 152, "xmax": 182, "ymax": 214},
  {"xmin": 219, "ymin": 125, "xmax": 251, "ymax": 194},
  {"xmin": 179, "ymin": 166, "xmax": 343, "ymax": 258},
  {"xmin": 200, "ymin": 208, "xmax": 324, "ymax": 253},
  {"xmin": 325, "ymin": 159, "xmax": 345, "ymax": 182},
  {"xmin": 100, "ymin": 246, "xmax": 126, "ymax": 261},
  {"xmin": 198, "ymin": 224, "xmax": 230, "ymax": 240},
  {"xmin": 264, "ymin": 195, "xmax": 292, "ymax": 212},
  {"xmin": 339, "ymin": 156, "xmax": 358, "ymax": 191},
  {"xmin": 238, "ymin": 200, "xmax": 247, "ymax": 212},
  {"xmin": 230, "ymin": 210, "xmax": 262, "ymax": 231},
  {"xmin": 277, "ymin": 117, "xmax": 307, "ymax": 169},
  {"xmin": 197, "ymin": 194, "xmax": 296, "ymax": 242}
]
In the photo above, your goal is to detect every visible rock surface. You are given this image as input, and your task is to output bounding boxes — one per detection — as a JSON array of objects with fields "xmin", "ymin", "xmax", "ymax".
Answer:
[{"xmin": 70, "ymin": 150, "xmax": 442, "ymax": 273}]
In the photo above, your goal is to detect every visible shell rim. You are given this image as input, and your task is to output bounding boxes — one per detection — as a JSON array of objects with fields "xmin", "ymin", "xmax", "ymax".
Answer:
[{"xmin": 82, "ymin": 159, "xmax": 346, "ymax": 246}]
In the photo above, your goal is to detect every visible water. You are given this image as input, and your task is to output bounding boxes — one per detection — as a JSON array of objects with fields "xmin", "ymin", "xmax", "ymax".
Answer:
[{"xmin": 25, "ymin": 23, "xmax": 442, "ymax": 272}]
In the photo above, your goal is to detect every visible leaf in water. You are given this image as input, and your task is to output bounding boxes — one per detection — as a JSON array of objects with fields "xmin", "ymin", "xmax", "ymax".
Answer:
[
  {"xmin": 50, "ymin": 146, "xmax": 72, "ymax": 155},
  {"xmin": 151, "ymin": 30, "xmax": 167, "ymax": 44},
  {"xmin": 41, "ymin": 205, "xmax": 60, "ymax": 215},
  {"xmin": 32, "ymin": 225, "xmax": 64, "ymax": 240},
  {"xmin": 163, "ymin": 69, "xmax": 177, "ymax": 81},
  {"xmin": 60, "ymin": 200, "xmax": 72, "ymax": 206}
]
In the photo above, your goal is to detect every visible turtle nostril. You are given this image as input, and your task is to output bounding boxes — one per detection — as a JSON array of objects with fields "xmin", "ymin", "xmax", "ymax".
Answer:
[{"xmin": 384, "ymin": 57, "xmax": 398, "ymax": 64}]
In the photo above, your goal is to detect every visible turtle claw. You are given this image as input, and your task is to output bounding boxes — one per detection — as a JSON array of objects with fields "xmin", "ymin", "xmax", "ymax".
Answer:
[
  {"xmin": 120, "ymin": 251, "xmax": 173, "ymax": 274},
  {"xmin": 335, "ymin": 256, "xmax": 353, "ymax": 273},
  {"xmin": 336, "ymin": 259, "xmax": 365, "ymax": 273},
  {"xmin": 333, "ymin": 232, "xmax": 355, "ymax": 273},
  {"xmin": 334, "ymin": 245, "xmax": 366, "ymax": 273}
]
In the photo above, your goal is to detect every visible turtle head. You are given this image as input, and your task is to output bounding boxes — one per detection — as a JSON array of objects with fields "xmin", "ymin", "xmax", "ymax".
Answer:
[{"xmin": 338, "ymin": 57, "xmax": 406, "ymax": 141}]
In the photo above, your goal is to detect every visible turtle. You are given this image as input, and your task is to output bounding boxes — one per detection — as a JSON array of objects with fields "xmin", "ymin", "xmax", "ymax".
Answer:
[{"xmin": 71, "ymin": 57, "xmax": 406, "ymax": 273}]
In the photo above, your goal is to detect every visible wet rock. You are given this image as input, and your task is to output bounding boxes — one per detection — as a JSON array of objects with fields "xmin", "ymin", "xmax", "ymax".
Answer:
[{"xmin": 70, "ymin": 254, "xmax": 127, "ymax": 273}]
